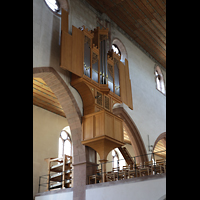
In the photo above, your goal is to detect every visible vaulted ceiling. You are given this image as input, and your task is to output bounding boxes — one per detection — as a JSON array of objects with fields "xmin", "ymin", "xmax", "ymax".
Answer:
[
  {"xmin": 33, "ymin": 78, "xmax": 66, "ymax": 118},
  {"xmin": 85, "ymin": 0, "xmax": 166, "ymax": 69},
  {"xmin": 153, "ymin": 139, "xmax": 166, "ymax": 159}
]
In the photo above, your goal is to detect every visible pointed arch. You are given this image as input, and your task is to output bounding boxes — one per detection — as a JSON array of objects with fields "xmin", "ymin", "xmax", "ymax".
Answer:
[
  {"xmin": 33, "ymin": 67, "xmax": 86, "ymax": 199},
  {"xmin": 112, "ymin": 38, "xmax": 128, "ymax": 63},
  {"xmin": 153, "ymin": 132, "xmax": 166, "ymax": 152},
  {"xmin": 113, "ymin": 104, "xmax": 148, "ymax": 164}
]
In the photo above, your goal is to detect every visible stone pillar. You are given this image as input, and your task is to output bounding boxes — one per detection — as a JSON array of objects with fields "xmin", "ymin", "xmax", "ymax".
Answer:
[
  {"xmin": 73, "ymin": 162, "xmax": 87, "ymax": 200},
  {"xmin": 99, "ymin": 159, "xmax": 108, "ymax": 183}
]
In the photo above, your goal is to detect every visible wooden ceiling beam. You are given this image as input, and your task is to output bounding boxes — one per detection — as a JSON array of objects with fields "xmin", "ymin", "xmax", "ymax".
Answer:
[
  {"xmin": 33, "ymin": 99, "xmax": 66, "ymax": 118},
  {"xmin": 137, "ymin": 19, "xmax": 166, "ymax": 48},
  {"xmin": 134, "ymin": 37, "xmax": 165, "ymax": 68},
  {"xmin": 124, "ymin": 1, "xmax": 166, "ymax": 43},
  {"xmin": 33, "ymin": 78, "xmax": 66, "ymax": 118},
  {"xmin": 154, "ymin": 0, "xmax": 166, "ymax": 12},
  {"xmin": 148, "ymin": 0, "xmax": 166, "ymax": 17},
  {"xmin": 33, "ymin": 91, "xmax": 63, "ymax": 109},
  {"xmin": 134, "ymin": 0, "xmax": 166, "ymax": 32},
  {"xmin": 134, "ymin": 30, "xmax": 166, "ymax": 59}
]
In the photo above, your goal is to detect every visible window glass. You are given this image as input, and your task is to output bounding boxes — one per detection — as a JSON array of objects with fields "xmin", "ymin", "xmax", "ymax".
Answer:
[
  {"xmin": 155, "ymin": 67, "xmax": 165, "ymax": 95},
  {"xmin": 112, "ymin": 44, "xmax": 121, "ymax": 55},
  {"xmin": 44, "ymin": 0, "xmax": 61, "ymax": 14},
  {"xmin": 58, "ymin": 129, "xmax": 72, "ymax": 157}
]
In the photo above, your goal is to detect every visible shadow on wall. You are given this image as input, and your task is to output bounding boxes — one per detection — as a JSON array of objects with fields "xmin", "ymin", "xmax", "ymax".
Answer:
[
  {"xmin": 158, "ymin": 194, "xmax": 166, "ymax": 200},
  {"xmin": 50, "ymin": 14, "xmax": 61, "ymax": 69}
]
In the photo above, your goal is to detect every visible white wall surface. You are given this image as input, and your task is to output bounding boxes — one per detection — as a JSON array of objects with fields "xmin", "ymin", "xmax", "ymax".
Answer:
[
  {"xmin": 33, "ymin": 105, "xmax": 69, "ymax": 197},
  {"xmin": 35, "ymin": 191, "xmax": 73, "ymax": 200},
  {"xmin": 86, "ymin": 175, "xmax": 166, "ymax": 200},
  {"xmin": 110, "ymin": 25, "xmax": 166, "ymax": 153}
]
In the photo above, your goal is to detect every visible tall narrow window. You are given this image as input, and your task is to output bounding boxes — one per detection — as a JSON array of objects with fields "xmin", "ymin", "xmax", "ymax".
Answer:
[
  {"xmin": 58, "ymin": 130, "xmax": 72, "ymax": 158},
  {"xmin": 112, "ymin": 150, "xmax": 119, "ymax": 169},
  {"xmin": 155, "ymin": 66, "xmax": 166, "ymax": 95}
]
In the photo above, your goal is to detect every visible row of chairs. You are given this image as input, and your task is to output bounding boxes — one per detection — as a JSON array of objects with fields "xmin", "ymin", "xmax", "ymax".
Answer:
[{"xmin": 88, "ymin": 159, "xmax": 166, "ymax": 184}]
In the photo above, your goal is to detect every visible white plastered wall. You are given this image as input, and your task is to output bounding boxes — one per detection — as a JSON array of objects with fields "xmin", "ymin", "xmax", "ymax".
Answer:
[
  {"xmin": 110, "ymin": 25, "xmax": 166, "ymax": 152},
  {"xmin": 33, "ymin": 105, "xmax": 70, "ymax": 197},
  {"xmin": 86, "ymin": 175, "xmax": 166, "ymax": 200}
]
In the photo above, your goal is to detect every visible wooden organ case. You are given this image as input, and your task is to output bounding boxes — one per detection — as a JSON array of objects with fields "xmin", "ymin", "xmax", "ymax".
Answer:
[{"xmin": 60, "ymin": 9, "xmax": 133, "ymax": 181}]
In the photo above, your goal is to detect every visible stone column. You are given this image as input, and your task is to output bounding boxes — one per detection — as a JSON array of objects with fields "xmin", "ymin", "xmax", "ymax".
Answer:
[{"xmin": 99, "ymin": 159, "xmax": 108, "ymax": 183}]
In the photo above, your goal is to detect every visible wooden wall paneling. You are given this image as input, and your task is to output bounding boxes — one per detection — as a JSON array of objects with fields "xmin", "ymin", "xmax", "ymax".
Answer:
[
  {"xmin": 82, "ymin": 115, "xmax": 94, "ymax": 140},
  {"xmin": 95, "ymin": 89, "xmax": 103, "ymax": 107},
  {"xmin": 71, "ymin": 74, "xmax": 95, "ymax": 115},
  {"xmin": 104, "ymin": 94, "xmax": 111, "ymax": 111},
  {"xmin": 114, "ymin": 117, "xmax": 123, "ymax": 143},
  {"xmin": 125, "ymin": 59, "xmax": 133, "ymax": 110},
  {"xmin": 94, "ymin": 111, "xmax": 104, "ymax": 137},
  {"xmin": 95, "ymin": 105, "xmax": 103, "ymax": 113},
  {"xmin": 60, "ymin": 31, "xmax": 72, "ymax": 71},
  {"xmin": 61, "ymin": 8, "xmax": 68, "ymax": 32},
  {"xmin": 104, "ymin": 112, "xmax": 114, "ymax": 138},
  {"xmin": 119, "ymin": 61, "xmax": 127, "ymax": 104},
  {"xmin": 71, "ymin": 26, "xmax": 84, "ymax": 77}
]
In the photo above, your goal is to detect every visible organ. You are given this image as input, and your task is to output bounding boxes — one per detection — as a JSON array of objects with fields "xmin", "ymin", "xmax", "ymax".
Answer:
[{"xmin": 60, "ymin": 9, "xmax": 133, "ymax": 181}]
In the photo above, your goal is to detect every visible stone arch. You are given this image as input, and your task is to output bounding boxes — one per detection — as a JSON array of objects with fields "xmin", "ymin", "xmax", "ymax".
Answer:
[
  {"xmin": 113, "ymin": 104, "xmax": 148, "ymax": 164},
  {"xmin": 33, "ymin": 67, "xmax": 86, "ymax": 199},
  {"xmin": 112, "ymin": 38, "xmax": 128, "ymax": 63}
]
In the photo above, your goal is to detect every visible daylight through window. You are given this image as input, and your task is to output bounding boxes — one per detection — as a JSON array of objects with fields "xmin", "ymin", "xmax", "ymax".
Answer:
[
  {"xmin": 58, "ymin": 129, "xmax": 72, "ymax": 158},
  {"xmin": 112, "ymin": 44, "xmax": 121, "ymax": 55},
  {"xmin": 155, "ymin": 66, "xmax": 165, "ymax": 95},
  {"xmin": 44, "ymin": 0, "xmax": 61, "ymax": 13}
]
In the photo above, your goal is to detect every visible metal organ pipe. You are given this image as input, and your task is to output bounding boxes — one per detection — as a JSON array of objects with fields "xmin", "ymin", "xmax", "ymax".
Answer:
[{"xmin": 100, "ymin": 39, "xmax": 107, "ymax": 84}]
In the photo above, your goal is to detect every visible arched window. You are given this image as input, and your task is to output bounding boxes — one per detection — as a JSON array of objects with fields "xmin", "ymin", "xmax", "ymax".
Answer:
[
  {"xmin": 44, "ymin": 0, "xmax": 69, "ymax": 16},
  {"xmin": 44, "ymin": 0, "xmax": 61, "ymax": 14},
  {"xmin": 112, "ymin": 38, "xmax": 128, "ymax": 63},
  {"xmin": 155, "ymin": 66, "xmax": 166, "ymax": 95},
  {"xmin": 112, "ymin": 44, "xmax": 121, "ymax": 56},
  {"xmin": 112, "ymin": 150, "xmax": 119, "ymax": 169},
  {"xmin": 58, "ymin": 129, "xmax": 72, "ymax": 158}
]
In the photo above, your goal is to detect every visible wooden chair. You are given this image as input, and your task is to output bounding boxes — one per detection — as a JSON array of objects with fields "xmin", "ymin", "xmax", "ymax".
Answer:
[
  {"xmin": 112, "ymin": 167, "xmax": 122, "ymax": 181},
  {"xmin": 88, "ymin": 169, "xmax": 102, "ymax": 184},
  {"xmin": 139, "ymin": 161, "xmax": 153, "ymax": 177},
  {"xmin": 116, "ymin": 167, "xmax": 129, "ymax": 180},
  {"xmin": 105, "ymin": 171, "xmax": 115, "ymax": 182},
  {"xmin": 128, "ymin": 164, "xmax": 140, "ymax": 178},
  {"xmin": 151, "ymin": 161, "xmax": 162, "ymax": 175},
  {"xmin": 120, "ymin": 166, "xmax": 129, "ymax": 179},
  {"xmin": 156, "ymin": 159, "xmax": 166, "ymax": 173}
]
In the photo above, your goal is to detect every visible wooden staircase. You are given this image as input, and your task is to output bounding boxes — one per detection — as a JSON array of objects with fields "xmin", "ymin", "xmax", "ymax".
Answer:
[
  {"xmin": 118, "ymin": 147, "xmax": 134, "ymax": 169},
  {"xmin": 44, "ymin": 155, "xmax": 72, "ymax": 190}
]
